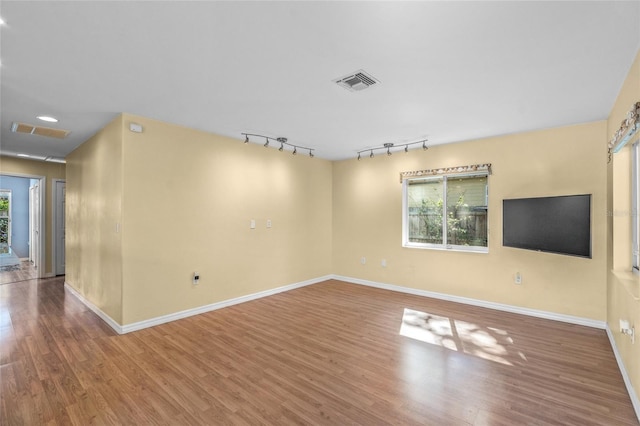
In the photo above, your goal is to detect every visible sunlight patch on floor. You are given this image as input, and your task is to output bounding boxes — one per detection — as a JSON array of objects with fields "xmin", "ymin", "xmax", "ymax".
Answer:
[{"xmin": 399, "ymin": 308, "xmax": 519, "ymax": 366}]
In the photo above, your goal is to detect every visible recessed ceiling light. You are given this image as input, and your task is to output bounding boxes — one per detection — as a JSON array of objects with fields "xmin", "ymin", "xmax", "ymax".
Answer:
[{"xmin": 36, "ymin": 115, "xmax": 58, "ymax": 123}]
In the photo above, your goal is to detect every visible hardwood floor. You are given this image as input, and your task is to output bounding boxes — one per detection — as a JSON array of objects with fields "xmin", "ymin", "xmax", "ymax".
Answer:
[
  {"xmin": 0, "ymin": 277, "xmax": 637, "ymax": 425},
  {"xmin": 0, "ymin": 260, "xmax": 38, "ymax": 285}
]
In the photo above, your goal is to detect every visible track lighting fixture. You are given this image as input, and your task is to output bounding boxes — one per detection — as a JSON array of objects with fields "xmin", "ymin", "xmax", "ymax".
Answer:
[
  {"xmin": 241, "ymin": 133, "xmax": 315, "ymax": 158},
  {"xmin": 356, "ymin": 138, "xmax": 428, "ymax": 160}
]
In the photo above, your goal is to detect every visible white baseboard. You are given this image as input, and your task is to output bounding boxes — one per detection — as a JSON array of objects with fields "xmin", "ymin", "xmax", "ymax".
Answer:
[
  {"xmin": 120, "ymin": 275, "xmax": 331, "ymax": 334},
  {"xmin": 67, "ymin": 275, "xmax": 332, "ymax": 335},
  {"xmin": 43, "ymin": 272, "xmax": 56, "ymax": 278},
  {"xmin": 331, "ymin": 275, "xmax": 607, "ymax": 329},
  {"xmin": 606, "ymin": 326, "xmax": 640, "ymax": 421},
  {"xmin": 64, "ymin": 282, "xmax": 124, "ymax": 334}
]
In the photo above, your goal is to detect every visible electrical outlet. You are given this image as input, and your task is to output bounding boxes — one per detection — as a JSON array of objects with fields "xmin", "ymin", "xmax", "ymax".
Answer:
[
  {"xmin": 381, "ymin": 259, "xmax": 387, "ymax": 267},
  {"xmin": 361, "ymin": 257, "xmax": 366, "ymax": 265},
  {"xmin": 514, "ymin": 272, "xmax": 522, "ymax": 285}
]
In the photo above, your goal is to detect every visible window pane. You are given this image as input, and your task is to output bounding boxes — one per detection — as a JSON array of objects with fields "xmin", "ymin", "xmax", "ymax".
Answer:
[
  {"xmin": 407, "ymin": 178, "xmax": 444, "ymax": 244},
  {"xmin": 446, "ymin": 175, "xmax": 488, "ymax": 247}
]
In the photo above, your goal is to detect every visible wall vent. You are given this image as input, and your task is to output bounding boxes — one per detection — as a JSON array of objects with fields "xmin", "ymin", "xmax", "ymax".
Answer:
[
  {"xmin": 334, "ymin": 69, "xmax": 379, "ymax": 92},
  {"xmin": 11, "ymin": 122, "xmax": 71, "ymax": 139}
]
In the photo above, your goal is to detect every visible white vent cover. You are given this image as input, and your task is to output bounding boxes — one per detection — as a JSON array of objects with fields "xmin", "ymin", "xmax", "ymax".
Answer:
[{"xmin": 334, "ymin": 69, "xmax": 379, "ymax": 92}]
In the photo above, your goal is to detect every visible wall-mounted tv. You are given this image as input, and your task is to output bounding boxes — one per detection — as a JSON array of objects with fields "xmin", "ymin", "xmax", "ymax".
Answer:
[{"xmin": 503, "ymin": 194, "xmax": 591, "ymax": 258}]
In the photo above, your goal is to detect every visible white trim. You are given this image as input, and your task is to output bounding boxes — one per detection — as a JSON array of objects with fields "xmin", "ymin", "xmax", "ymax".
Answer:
[
  {"xmin": 43, "ymin": 272, "xmax": 56, "ymax": 278},
  {"xmin": 402, "ymin": 243, "xmax": 489, "ymax": 253},
  {"xmin": 606, "ymin": 325, "xmax": 640, "ymax": 421},
  {"xmin": 64, "ymin": 282, "xmax": 124, "ymax": 334},
  {"xmin": 66, "ymin": 275, "xmax": 332, "ymax": 335},
  {"xmin": 331, "ymin": 274, "xmax": 606, "ymax": 329}
]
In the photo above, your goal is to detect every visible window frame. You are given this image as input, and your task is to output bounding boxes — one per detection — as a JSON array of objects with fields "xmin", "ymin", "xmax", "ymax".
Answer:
[
  {"xmin": 402, "ymin": 171, "xmax": 489, "ymax": 253},
  {"xmin": 632, "ymin": 141, "xmax": 639, "ymax": 273}
]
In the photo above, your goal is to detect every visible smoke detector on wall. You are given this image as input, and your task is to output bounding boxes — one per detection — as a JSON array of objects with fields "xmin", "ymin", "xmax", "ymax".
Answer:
[{"xmin": 334, "ymin": 69, "xmax": 379, "ymax": 92}]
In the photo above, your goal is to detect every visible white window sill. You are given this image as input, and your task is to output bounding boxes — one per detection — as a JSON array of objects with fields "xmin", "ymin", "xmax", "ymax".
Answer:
[
  {"xmin": 611, "ymin": 269, "xmax": 640, "ymax": 301},
  {"xmin": 403, "ymin": 243, "xmax": 489, "ymax": 254}
]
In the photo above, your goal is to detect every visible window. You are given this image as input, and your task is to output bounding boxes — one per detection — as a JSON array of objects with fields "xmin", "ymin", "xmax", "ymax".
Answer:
[
  {"xmin": 403, "ymin": 172, "xmax": 488, "ymax": 252},
  {"xmin": 632, "ymin": 141, "xmax": 639, "ymax": 272},
  {"xmin": 0, "ymin": 190, "xmax": 11, "ymax": 247}
]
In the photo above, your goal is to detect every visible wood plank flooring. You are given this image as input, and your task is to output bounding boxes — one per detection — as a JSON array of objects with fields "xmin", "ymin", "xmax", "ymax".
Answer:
[
  {"xmin": 0, "ymin": 277, "xmax": 637, "ymax": 425},
  {"xmin": 0, "ymin": 260, "xmax": 38, "ymax": 285}
]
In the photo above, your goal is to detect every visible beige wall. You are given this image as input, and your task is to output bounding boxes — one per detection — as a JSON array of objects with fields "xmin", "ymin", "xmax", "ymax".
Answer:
[
  {"xmin": 0, "ymin": 156, "xmax": 66, "ymax": 275},
  {"xmin": 608, "ymin": 49, "xmax": 640, "ymax": 405},
  {"xmin": 66, "ymin": 116, "xmax": 124, "ymax": 323},
  {"xmin": 333, "ymin": 121, "xmax": 607, "ymax": 320},
  {"xmin": 65, "ymin": 114, "xmax": 333, "ymax": 325}
]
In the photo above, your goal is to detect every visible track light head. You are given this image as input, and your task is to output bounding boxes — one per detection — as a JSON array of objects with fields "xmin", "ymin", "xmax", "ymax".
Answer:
[
  {"xmin": 240, "ymin": 133, "xmax": 315, "ymax": 159},
  {"xmin": 355, "ymin": 138, "xmax": 426, "ymax": 160}
]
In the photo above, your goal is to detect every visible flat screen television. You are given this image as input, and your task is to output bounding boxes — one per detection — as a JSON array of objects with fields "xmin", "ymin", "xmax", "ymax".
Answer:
[{"xmin": 503, "ymin": 194, "xmax": 591, "ymax": 258}]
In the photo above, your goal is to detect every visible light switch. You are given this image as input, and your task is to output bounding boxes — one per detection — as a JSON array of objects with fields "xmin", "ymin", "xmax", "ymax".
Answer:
[
  {"xmin": 267, "ymin": 219, "xmax": 272, "ymax": 228},
  {"xmin": 250, "ymin": 219, "xmax": 256, "ymax": 229}
]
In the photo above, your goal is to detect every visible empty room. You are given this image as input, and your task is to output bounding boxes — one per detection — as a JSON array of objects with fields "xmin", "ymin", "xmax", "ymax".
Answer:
[{"xmin": 1, "ymin": 1, "xmax": 639, "ymax": 425}]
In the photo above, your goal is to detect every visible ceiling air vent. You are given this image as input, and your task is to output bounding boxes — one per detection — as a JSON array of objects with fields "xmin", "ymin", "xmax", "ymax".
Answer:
[
  {"xmin": 11, "ymin": 122, "xmax": 71, "ymax": 139},
  {"xmin": 334, "ymin": 69, "xmax": 379, "ymax": 92}
]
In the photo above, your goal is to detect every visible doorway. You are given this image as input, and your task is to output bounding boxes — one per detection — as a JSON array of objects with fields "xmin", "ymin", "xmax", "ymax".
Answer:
[
  {"xmin": 29, "ymin": 182, "xmax": 40, "ymax": 272},
  {"xmin": 53, "ymin": 179, "xmax": 66, "ymax": 276},
  {"xmin": 0, "ymin": 173, "xmax": 45, "ymax": 282}
]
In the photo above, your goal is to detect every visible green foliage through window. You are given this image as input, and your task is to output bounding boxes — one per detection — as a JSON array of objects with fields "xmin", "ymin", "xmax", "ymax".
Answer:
[
  {"xmin": 405, "ymin": 174, "xmax": 488, "ymax": 250},
  {"xmin": 0, "ymin": 194, "xmax": 9, "ymax": 245}
]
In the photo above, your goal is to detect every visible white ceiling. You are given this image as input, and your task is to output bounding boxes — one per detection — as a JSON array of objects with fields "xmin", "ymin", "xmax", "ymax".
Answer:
[{"xmin": 1, "ymin": 1, "xmax": 639, "ymax": 161}]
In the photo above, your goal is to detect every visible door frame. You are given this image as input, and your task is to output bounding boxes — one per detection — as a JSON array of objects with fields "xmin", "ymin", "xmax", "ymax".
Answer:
[
  {"xmin": 52, "ymin": 179, "xmax": 66, "ymax": 276},
  {"xmin": 1, "ymin": 172, "xmax": 46, "ymax": 278}
]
